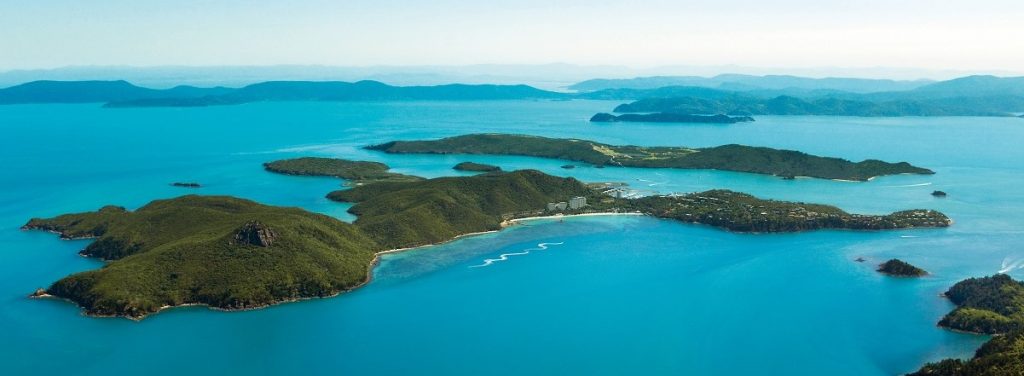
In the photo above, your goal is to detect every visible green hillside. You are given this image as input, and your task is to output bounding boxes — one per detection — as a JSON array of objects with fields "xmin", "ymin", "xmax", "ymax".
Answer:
[{"xmin": 328, "ymin": 170, "xmax": 594, "ymax": 249}]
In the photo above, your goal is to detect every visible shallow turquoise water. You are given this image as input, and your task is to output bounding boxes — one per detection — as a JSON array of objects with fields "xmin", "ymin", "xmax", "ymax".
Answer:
[{"xmin": 1, "ymin": 101, "xmax": 1021, "ymax": 374}]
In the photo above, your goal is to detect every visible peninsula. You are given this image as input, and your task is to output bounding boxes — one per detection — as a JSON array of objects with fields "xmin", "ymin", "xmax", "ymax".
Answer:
[
  {"xmin": 590, "ymin": 112, "xmax": 754, "ymax": 124},
  {"xmin": 910, "ymin": 274, "xmax": 1024, "ymax": 374},
  {"xmin": 263, "ymin": 157, "xmax": 421, "ymax": 185},
  {"xmin": 366, "ymin": 134, "xmax": 934, "ymax": 181},
  {"xmin": 25, "ymin": 169, "xmax": 951, "ymax": 319}
]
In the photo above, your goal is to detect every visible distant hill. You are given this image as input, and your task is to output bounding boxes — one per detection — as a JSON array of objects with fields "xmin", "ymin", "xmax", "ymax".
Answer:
[
  {"xmin": 0, "ymin": 80, "xmax": 232, "ymax": 104},
  {"xmin": 569, "ymin": 74, "xmax": 931, "ymax": 93},
  {"xmin": 577, "ymin": 74, "xmax": 1024, "ymax": 116},
  {"xmin": 612, "ymin": 88, "xmax": 1024, "ymax": 116},
  {"xmin": 898, "ymin": 75, "xmax": 1024, "ymax": 99}
]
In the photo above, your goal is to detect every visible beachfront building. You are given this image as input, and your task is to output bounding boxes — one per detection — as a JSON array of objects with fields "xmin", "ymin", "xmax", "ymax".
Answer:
[
  {"xmin": 569, "ymin": 196, "xmax": 587, "ymax": 209},
  {"xmin": 547, "ymin": 202, "xmax": 568, "ymax": 211}
]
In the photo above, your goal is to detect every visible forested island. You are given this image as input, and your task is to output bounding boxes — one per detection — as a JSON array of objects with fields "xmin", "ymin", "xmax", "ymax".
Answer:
[
  {"xmin": 23, "ymin": 196, "xmax": 379, "ymax": 318},
  {"xmin": 910, "ymin": 274, "xmax": 1024, "ymax": 375},
  {"xmin": 630, "ymin": 191, "xmax": 950, "ymax": 232},
  {"xmin": 453, "ymin": 161, "xmax": 501, "ymax": 172},
  {"xmin": 877, "ymin": 259, "xmax": 928, "ymax": 277},
  {"xmin": 366, "ymin": 134, "xmax": 933, "ymax": 181},
  {"xmin": 263, "ymin": 157, "xmax": 421, "ymax": 185},
  {"xmin": 25, "ymin": 166, "xmax": 950, "ymax": 319},
  {"xmin": 589, "ymin": 112, "xmax": 754, "ymax": 124}
]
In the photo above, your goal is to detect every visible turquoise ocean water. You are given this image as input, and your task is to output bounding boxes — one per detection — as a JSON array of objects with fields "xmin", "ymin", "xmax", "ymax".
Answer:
[{"xmin": 1, "ymin": 100, "xmax": 1022, "ymax": 375}]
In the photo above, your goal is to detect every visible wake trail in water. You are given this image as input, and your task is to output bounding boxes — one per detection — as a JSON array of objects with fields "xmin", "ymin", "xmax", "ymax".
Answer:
[
  {"xmin": 470, "ymin": 242, "xmax": 564, "ymax": 268},
  {"xmin": 233, "ymin": 143, "xmax": 346, "ymax": 155},
  {"xmin": 886, "ymin": 182, "xmax": 933, "ymax": 188},
  {"xmin": 999, "ymin": 257, "xmax": 1024, "ymax": 274}
]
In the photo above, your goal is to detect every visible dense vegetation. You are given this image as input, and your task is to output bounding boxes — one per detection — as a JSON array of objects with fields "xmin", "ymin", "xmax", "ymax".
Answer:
[
  {"xmin": 367, "ymin": 134, "xmax": 933, "ymax": 181},
  {"xmin": 629, "ymin": 190, "xmax": 950, "ymax": 232},
  {"xmin": 23, "ymin": 195, "xmax": 379, "ymax": 319},
  {"xmin": 938, "ymin": 275, "xmax": 1024, "ymax": 334},
  {"xmin": 264, "ymin": 157, "xmax": 421, "ymax": 184},
  {"xmin": 453, "ymin": 161, "xmax": 501, "ymax": 172},
  {"xmin": 589, "ymin": 112, "xmax": 754, "ymax": 123},
  {"xmin": 877, "ymin": 259, "xmax": 928, "ymax": 277},
  {"xmin": 327, "ymin": 170, "xmax": 596, "ymax": 249},
  {"xmin": 911, "ymin": 275, "xmax": 1024, "ymax": 375}
]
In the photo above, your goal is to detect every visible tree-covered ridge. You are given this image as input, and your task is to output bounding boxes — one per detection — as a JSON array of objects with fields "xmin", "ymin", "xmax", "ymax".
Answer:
[
  {"xmin": 453, "ymin": 161, "xmax": 501, "ymax": 172},
  {"xmin": 910, "ymin": 275, "xmax": 1024, "ymax": 375},
  {"xmin": 367, "ymin": 134, "xmax": 933, "ymax": 181},
  {"xmin": 264, "ymin": 157, "xmax": 422, "ymax": 184},
  {"xmin": 327, "ymin": 170, "xmax": 596, "ymax": 249},
  {"xmin": 589, "ymin": 112, "xmax": 754, "ymax": 123},
  {"xmin": 23, "ymin": 195, "xmax": 379, "ymax": 319},
  {"xmin": 630, "ymin": 190, "xmax": 950, "ymax": 232}
]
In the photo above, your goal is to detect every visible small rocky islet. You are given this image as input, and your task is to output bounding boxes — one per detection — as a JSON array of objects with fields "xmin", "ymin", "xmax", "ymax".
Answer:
[{"xmin": 876, "ymin": 259, "xmax": 928, "ymax": 277}]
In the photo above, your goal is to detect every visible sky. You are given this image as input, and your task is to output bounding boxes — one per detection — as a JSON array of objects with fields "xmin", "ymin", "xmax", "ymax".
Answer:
[{"xmin": 2, "ymin": 0, "xmax": 1023, "ymax": 76}]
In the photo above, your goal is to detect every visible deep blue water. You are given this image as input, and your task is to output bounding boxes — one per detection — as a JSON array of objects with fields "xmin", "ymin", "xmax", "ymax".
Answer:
[{"xmin": 1, "ymin": 100, "xmax": 1021, "ymax": 375}]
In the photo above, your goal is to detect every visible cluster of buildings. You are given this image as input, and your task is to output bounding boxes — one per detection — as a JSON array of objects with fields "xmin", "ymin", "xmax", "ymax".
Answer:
[{"xmin": 547, "ymin": 196, "xmax": 587, "ymax": 211}]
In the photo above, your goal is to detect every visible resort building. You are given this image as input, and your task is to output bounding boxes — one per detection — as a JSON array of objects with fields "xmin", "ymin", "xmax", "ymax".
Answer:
[
  {"xmin": 547, "ymin": 202, "xmax": 568, "ymax": 211},
  {"xmin": 569, "ymin": 196, "xmax": 587, "ymax": 209}
]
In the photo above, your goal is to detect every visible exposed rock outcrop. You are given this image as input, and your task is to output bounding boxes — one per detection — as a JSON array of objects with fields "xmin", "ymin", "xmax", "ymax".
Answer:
[{"xmin": 233, "ymin": 221, "xmax": 278, "ymax": 247}]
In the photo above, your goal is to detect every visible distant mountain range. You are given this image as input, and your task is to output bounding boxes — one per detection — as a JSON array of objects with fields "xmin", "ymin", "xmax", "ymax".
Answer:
[
  {"xmin": 1, "ymin": 75, "xmax": 1023, "ymax": 116},
  {"xmin": 576, "ymin": 75, "xmax": 1024, "ymax": 117},
  {"xmin": 569, "ymin": 74, "xmax": 934, "ymax": 94},
  {"xmin": 0, "ymin": 80, "xmax": 563, "ymax": 107}
]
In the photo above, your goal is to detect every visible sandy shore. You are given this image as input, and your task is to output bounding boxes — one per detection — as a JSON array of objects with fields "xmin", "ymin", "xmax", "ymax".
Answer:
[{"xmin": 502, "ymin": 211, "xmax": 644, "ymax": 226}]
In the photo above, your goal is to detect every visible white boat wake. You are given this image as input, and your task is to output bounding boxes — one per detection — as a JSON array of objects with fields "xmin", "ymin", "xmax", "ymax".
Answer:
[
  {"xmin": 886, "ymin": 182, "xmax": 933, "ymax": 188},
  {"xmin": 999, "ymin": 257, "xmax": 1024, "ymax": 274},
  {"xmin": 470, "ymin": 242, "xmax": 564, "ymax": 268}
]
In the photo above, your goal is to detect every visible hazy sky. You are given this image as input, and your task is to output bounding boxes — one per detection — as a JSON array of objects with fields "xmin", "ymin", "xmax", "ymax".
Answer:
[{"xmin": 2, "ymin": 0, "xmax": 1023, "ymax": 73}]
